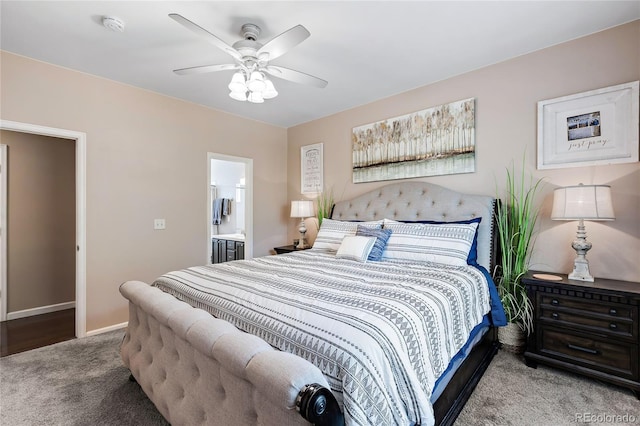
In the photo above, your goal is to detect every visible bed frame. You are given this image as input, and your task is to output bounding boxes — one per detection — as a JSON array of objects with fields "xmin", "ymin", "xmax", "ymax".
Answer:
[{"xmin": 120, "ymin": 181, "xmax": 499, "ymax": 426}]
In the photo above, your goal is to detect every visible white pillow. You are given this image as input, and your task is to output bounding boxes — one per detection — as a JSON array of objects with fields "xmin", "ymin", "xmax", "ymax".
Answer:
[
  {"xmin": 382, "ymin": 221, "xmax": 479, "ymax": 266},
  {"xmin": 336, "ymin": 236, "xmax": 377, "ymax": 262},
  {"xmin": 312, "ymin": 218, "xmax": 382, "ymax": 251}
]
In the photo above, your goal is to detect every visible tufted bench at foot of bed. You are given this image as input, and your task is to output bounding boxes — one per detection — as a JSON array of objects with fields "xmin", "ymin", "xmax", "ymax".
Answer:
[{"xmin": 120, "ymin": 280, "xmax": 343, "ymax": 426}]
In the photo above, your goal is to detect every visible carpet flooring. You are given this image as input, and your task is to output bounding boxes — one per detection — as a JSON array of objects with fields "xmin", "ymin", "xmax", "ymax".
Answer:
[
  {"xmin": 456, "ymin": 349, "xmax": 638, "ymax": 425},
  {"xmin": 0, "ymin": 329, "xmax": 637, "ymax": 425}
]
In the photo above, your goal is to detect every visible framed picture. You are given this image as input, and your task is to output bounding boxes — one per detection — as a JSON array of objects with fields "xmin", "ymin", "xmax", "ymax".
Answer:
[
  {"xmin": 301, "ymin": 143, "xmax": 323, "ymax": 194},
  {"xmin": 537, "ymin": 81, "xmax": 639, "ymax": 170},
  {"xmin": 351, "ymin": 98, "xmax": 475, "ymax": 183}
]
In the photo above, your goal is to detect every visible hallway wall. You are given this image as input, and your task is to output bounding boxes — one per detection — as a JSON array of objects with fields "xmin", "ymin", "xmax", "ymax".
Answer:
[{"xmin": 2, "ymin": 130, "xmax": 75, "ymax": 313}]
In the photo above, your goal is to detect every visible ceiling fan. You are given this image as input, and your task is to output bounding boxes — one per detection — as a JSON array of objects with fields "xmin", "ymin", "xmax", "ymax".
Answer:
[{"xmin": 169, "ymin": 13, "xmax": 328, "ymax": 103}]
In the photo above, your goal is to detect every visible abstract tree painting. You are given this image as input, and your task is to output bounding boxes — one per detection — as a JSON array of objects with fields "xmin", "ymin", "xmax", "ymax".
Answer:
[{"xmin": 352, "ymin": 98, "xmax": 475, "ymax": 183}]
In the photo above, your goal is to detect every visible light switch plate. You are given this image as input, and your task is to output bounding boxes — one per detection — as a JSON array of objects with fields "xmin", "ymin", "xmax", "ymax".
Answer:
[{"xmin": 154, "ymin": 219, "xmax": 166, "ymax": 230}]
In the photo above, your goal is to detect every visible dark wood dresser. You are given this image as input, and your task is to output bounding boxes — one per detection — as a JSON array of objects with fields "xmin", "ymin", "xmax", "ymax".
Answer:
[
  {"xmin": 212, "ymin": 237, "xmax": 245, "ymax": 263},
  {"xmin": 522, "ymin": 271, "xmax": 640, "ymax": 399}
]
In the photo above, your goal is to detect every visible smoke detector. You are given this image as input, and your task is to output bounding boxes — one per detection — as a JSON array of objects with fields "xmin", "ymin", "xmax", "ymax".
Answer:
[{"xmin": 102, "ymin": 16, "xmax": 125, "ymax": 32}]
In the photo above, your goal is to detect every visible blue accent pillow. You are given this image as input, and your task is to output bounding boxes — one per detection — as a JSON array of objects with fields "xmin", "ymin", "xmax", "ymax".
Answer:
[
  {"xmin": 356, "ymin": 226, "xmax": 392, "ymax": 261},
  {"xmin": 383, "ymin": 217, "xmax": 482, "ymax": 264}
]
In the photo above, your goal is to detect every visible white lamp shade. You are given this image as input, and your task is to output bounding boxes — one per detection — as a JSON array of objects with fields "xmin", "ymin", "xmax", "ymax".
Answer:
[
  {"xmin": 228, "ymin": 72, "xmax": 247, "ymax": 92},
  {"xmin": 262, "ymin": 79, "xmax": 278, "ymax": 99},
  {"xmin": 247, "ymin": 91, "xmax": 264, "ymax": 103},
  {"xmin": 551, "ymin": 184, "xmax": 615, "ymax": 220},
  {"xmin": 229, "ymin": 90, "xmax": 247, "ymax": 101},
  {"xmin": 290, "ymin": 200, "xmax": 314, "ymax": 218},
  {"xmin": 247, "ymin": 71, "xmax": 266, "ymax": 92}
]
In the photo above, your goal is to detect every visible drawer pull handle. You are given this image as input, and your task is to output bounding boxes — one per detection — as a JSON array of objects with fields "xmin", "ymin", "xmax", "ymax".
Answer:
[
  {"xmin": 551, "ymin": 299, "xmax": 559, "ymax": 306},
  {"xmin": 609, "ymin": 308, "xmax": 617, "ymax": 316},
  {"xmin": 609, "ymin": 323, "xmax": 618, "ymax": 330},
  {"xmin": 567, "ymin": 344, "xmax": 599, "ymax": 355},
  {"xmin": 551, "ymin": 313, "xmax": 559, "ymax": 319}
]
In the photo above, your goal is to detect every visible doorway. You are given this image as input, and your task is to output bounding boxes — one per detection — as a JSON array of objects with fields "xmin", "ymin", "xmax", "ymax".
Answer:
[
  {"xmin": 207, "ymin": 153, "xmax": 253, "ymax": 263},
  {"xmin": 0, "ymin": 120, "xmax": 86, "ymax": 339}
]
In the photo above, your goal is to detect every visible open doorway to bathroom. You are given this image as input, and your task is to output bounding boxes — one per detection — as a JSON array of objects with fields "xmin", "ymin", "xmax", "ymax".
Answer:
[{"xmin": 207, "ymin": 153, "xmax": 253, "ymax": 264}]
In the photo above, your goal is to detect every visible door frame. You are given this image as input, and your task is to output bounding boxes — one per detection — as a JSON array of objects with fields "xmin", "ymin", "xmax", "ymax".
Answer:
[
  {"xmin": 0, "ymin": 120, "xmax": 87, "ymax": 338},
  {"xmin": 0, "ymin": 144, "xmax": 6, "ymax": 323},
  {"xmin": 207, "ymin": 153, "xmax": 253, "ymax": 263}
]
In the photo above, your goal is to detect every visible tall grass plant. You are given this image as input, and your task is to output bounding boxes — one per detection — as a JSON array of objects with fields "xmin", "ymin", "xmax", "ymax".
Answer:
[
  {"xmin": 316, "ymin": 189, "xmax": 334, "ymax": 228},
  {"xmin": 495, "ymin": 157, "xmax": 544, "ymax": 335}
]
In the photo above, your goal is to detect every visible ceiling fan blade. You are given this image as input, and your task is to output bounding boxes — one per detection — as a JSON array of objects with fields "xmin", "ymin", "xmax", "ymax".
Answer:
[
  {"xmin": 174, "ymin": 64, "xmax": 239, "ymax": 75},
  {"xmin": 169, "ymin": 13, "xmax": 242, "ymax": 60},
  {"xmin": 257, "ymin": 25, "xmax": 310, "ymax": 61},
  {"xmin": 264, "ymin": 66, "xmax": 328, "ymax": 88}
]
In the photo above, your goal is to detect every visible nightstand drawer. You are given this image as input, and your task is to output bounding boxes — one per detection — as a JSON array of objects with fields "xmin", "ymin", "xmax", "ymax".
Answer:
[
  {"xmin": 539, "ymin": 328, "xmax": 638, "ymax": 380},
  {"xmin": 540, "ymin": 294, "xmax": 635, "ymax": 319},
  {"xmin": 539, "ymin": 294, "xmax": 637, "ymax": 339},
  {"xmin": 540, "ymin": 307, "xmax": 635, "ymax": 339}
]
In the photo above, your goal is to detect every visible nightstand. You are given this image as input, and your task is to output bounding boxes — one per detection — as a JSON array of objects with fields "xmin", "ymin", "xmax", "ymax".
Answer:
[
  {"xmin": 273, "ymin": 245, "xmax": 311, "ymax": 254},
  {"xmin": 522, "ymin": 271, "xmax": 640, "ymax": 399}
]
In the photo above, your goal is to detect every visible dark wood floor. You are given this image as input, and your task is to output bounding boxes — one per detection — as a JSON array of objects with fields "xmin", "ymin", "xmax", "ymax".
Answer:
[{"xmin": 0, "ymin": 308, "xmax": 76, "ymax": 357}]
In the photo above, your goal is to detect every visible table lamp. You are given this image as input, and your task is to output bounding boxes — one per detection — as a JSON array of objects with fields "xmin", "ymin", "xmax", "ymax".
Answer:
[
  {"xmin": 551, "ymin": 183, "xmax": 615, "ymax": 282},
  {"xmin": 290, "ymin": 200, "xmax": 314, "ymax": 249}
]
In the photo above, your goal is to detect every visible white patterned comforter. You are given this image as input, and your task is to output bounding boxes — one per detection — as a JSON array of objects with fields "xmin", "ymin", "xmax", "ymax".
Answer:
[{"xmin": 153, "ymin": 250, "xmax": 492, "ymax": 426}]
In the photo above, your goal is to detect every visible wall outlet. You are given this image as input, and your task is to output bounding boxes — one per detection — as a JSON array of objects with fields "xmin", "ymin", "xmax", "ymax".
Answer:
[{"xmin": 154, "ymin": 219, "xmax": 166, "ymax": 230}]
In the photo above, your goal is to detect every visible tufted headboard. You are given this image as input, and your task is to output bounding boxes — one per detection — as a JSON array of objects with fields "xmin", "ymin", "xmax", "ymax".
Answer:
[{"xmin": 331, "ymin": 181, "xmax": 497, "ymax": 272}]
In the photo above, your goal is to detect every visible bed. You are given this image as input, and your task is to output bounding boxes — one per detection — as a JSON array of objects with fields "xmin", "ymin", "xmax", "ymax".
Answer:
[{"xmin": 120, "ymin": 181, "xmax": 506, "ymax": 426}]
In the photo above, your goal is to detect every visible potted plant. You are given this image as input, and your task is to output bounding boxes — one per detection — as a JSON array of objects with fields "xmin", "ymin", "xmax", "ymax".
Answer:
[
  {"xmin": 494, "ymin": 158, "xmax": 543, "ymax": 353},
  {"xmin": 316, "ymin": 188, "xmax": 334, "ymax": 228}
]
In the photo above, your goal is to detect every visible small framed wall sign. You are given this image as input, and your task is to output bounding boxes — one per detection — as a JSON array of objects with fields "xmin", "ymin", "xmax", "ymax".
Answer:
[
  {"xmin": 537, "ymin": 81, "xmax": 639, "ymax": 170},
  {"xmin": 301, "ymin": 143, "xmax": 323, "ymax": 194}
]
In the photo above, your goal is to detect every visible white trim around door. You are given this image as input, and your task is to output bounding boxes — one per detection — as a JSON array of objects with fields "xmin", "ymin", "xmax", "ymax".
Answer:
[
  {"xmin": 0, "ymin": 144, "xmax": 6, "ymax": 322},
  {"xmin": 207, "ymin": 153, "xmax": 253, "ymax": 264},
  {"xmin": 0, "ymin": 120, "xmax": 87, "ymax": 338}
]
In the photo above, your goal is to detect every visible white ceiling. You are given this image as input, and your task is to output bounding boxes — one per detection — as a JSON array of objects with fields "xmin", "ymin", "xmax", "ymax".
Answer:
[{"xmin": 1, "ymin": 1, "xmax": 638, "ymax": 128}]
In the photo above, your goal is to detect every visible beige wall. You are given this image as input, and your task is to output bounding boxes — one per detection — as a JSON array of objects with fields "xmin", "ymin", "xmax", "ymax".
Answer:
[
  {"xmin": 1, "ymin": 51, "xmax": 288, "ymax": 331},
  {"xmin": 2, "ymin": 131, "xmax": 76, "ymax": 312},
  {"xmin": 288, "ymin": 21, "xmax": 640, "ymax": 282},
  {"xmin": 1, "ymin": 21, "xmax": 638, "ymax": 332}
]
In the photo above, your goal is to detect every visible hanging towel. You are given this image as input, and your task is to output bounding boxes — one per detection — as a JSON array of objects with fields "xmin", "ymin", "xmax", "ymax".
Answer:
[
  {"xmin": 212, "ymin": 198, "xmax": 223, "ymax": 225},
  {"xmin": 222, "ymin": 198, "xmax": 231, "ymax": 216}
]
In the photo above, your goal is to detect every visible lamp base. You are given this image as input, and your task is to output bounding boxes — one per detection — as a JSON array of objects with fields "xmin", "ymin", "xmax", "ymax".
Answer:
[
  {"xmin": 568, "ymin": 219, "xmax": 594, "ymax": 282},
  {"xmin": 297, "ymin": 219, "xmax": 308, "ymax": 249},
  {"xmin": 569, "ymin": 258, "xmax": 594, "ymax": 282}
]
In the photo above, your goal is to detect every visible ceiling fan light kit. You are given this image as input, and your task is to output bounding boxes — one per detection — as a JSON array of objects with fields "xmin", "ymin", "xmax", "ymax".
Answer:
[
  {"xmin": 227, "ymin": 70, "xmax": 278, "ymax": 103},
  {"xmin": 169, "ymin": 13, "xmax": 326, "ymax": 104}
]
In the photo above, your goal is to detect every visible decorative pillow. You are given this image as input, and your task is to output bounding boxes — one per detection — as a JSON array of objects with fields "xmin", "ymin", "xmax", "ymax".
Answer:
[
  {"xmin": 312, "ymin": 218, "xmax": 382, "ymax": 251},
  {"xmin": 383, "ymin": 217, "xmax": 482, "ymax": 263},
  {"xmin": 336, "ymin": 236, "xmax": 377, "ymax": 262},
  {"xmin": 382, "ymin": 221, "xmax": 480, "ymax": 266},
  {"xmin": 356, "ymin": 226, "xmax": 393, "ymax": 261}
]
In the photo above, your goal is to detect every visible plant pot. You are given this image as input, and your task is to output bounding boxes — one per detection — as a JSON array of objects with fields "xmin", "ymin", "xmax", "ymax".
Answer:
[{"xmin": 498, "ymin": 322, "xmax": 526, "ymax": 354}]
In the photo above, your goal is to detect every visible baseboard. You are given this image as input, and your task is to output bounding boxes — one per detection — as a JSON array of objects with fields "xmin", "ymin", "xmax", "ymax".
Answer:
[
  {"xmin": 6, "ymin": 301, "xmax": 75, "ymax": 320},
  {"xmin": 86, "ymin": 321, "xmax": 128, "ymax": 337}
]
